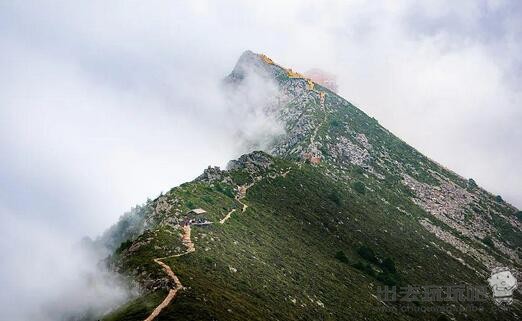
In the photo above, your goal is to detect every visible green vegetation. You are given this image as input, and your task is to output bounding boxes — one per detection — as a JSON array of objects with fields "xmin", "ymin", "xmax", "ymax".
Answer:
[
  {"xmin": 328, "ymin": 191, "xmax": 342, "ymax": 206},
  {"xmin": 335, "ymin": 250, "xmax": 349, "ymax": 264},
  {"xmin": 229, "ymin": 169, "xmax": 252, "ymax": 185},
  {"xmin": 489, "ymin": 211, "xmax": 522, "ymax": 248},
  {"xmin": 350, "ymin": 245, "xmax": 401, "ymax": 286},
  {"xmin": 352, "ymin": 181, "xmax": 366, "ymax": 194},
  {"xmin": 329, "ymin": 119, "xmax": 341, "ymax": 128},
  {"xmin": 353, "ymin": 166, "xmax": 365, "ymax": 175},
  {"xmin": 481, "ymin": 236, "xmax": 495, "ymax": 248},
  {"xmin": 104, "ymin": 292, "xmax": 167, "ymax": 321},
  {"xmin": 215, "ymin": 183, "xmax": 235, "ymax": 198},
  {"xmin": 104, "ymin": 157, "xmax": 509, "ymax": 320},
  {"xmin": 467, "ymin": 178, "xmax": 478, "ymax": 190},
  {"xmin": 381, "ymin": 257, "xmax": 397, "ymax": 274},
  {"xmin": 356, "ymin": 245, "xmax": 378, "ymax": 264},
  {"xmin": 99, "ymin": 54, "xmax": 521, "ymax": 321}
]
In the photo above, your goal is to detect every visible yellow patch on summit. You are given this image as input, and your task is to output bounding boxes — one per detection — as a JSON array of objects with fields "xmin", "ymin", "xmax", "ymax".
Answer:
[
  {"xmin": 319, "ymin": 91, "xmax": 326, "ymax": 104},
  {"xmin": 306, "ymin": 79, "xmax": 315, "ymax": 90},
  {"xmin": 259, "ymin": 54, "xmax": 274, "ymax": 64},
  {"xmin": 286, "ymin": 68, "xmax": 304, "ymax": 79}
]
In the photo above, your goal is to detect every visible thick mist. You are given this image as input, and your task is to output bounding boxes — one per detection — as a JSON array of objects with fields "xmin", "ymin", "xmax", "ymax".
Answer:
[
  {"xmin": 0, "ymin": 64, "xmax": 282, "ymax": 320},
  {"xmin": 0, "ymin": 24, "xmax": 283, "ymax": 319},
  {"xmin": 1, "ymin": 1, "xmax": 521, "ymax": 320}
]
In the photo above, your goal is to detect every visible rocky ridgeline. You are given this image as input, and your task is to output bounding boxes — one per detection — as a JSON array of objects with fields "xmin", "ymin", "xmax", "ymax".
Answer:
[
  {"xmin": 95, "ymin": 51, "xmax": 522, "ymax": 321},
  {"xmin": 196, "ymin": 166, "xmax": 230, "ymax": 184},
  {"xmin": 271, "ymin": 78, "xmax": 319, "ymax": 158},
  {"xmin": 330, "ymin": 136, "xmax": 371, "ymax": 168},
  {"xmin": 419, "ymin": 218, "xmax": 496, "ymax": 273},
  {"xmin": 233, "ymin": 52, "xmax": 386, "ymax": 177},
  {"xmin": 105, "ymin": 51, "xmax": 520, "ymax": 294},
  {"xmin": 403, "ymin": 170, "xmax": 520, "ymax": 264},
  {"xmin": 232, "ymin": 51, "xmax": 520, "ymax": 270},
  {"xmin": 226, "ymin": 151, "xmax": 273, "ymax": 173}
]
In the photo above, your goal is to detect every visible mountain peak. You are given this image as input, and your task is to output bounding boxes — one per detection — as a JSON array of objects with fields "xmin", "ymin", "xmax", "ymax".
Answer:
[
  {"xmin": 238, "ymin": 49, "xmax": 257, "ymax": 60},
  {"xmin": 228, "ymin": 50, "xmax": 283, "ymax": 81},
  {"xmin": 101, "ymin": 50, "xmax": 521, "ymax": 321},
  {"xmin": 229, "ymin": 51, "xmax": 262, "ymax": 77}
]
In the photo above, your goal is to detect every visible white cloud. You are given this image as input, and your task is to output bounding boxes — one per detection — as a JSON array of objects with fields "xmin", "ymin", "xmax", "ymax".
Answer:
[
  {"xmin": 0, "ymin": 1, "xmax": 521, "ymax": 319},
  {"xmin": 0, "ymin": 208, "xmax": 136, "ymax": 320}
]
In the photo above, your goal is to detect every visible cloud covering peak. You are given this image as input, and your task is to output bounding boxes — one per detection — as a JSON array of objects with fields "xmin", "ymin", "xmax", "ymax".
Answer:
[{"xmin": 1, "ymin": 1, "xmax": 521, "ymax": 319}]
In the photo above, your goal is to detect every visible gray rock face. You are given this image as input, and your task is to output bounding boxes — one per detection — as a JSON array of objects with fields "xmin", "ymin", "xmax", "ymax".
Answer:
[
  {"xmin": 330, "ymin": 136, "xmax": 371, "ymax": 167},
  {"xmin": 226, "ymin": 151, "xmax": 273, "ymax": 174},
  {"xmin": 226, "ymin": 51, "xmax": 520, "ymax": 270},
  {"xmin": 196, "ymin": 166, "xmax": 227, "ymax": 183},
  {"xmin": 107, "ymin": 51, "xmax": 520, "ymax": 288},
  {"xmin": 226, "ymin": 50, "xmax": 286, "ymax": 83}
]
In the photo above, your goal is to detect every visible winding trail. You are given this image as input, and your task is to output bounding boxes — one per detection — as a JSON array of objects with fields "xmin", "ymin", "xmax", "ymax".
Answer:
[
  {"xmin": 143, "ymin": 55, "xmax": 310, "ymax": 320},
  {"xmin": 143, "ymin": 225, "xmax": 194, "ymax": 321},
  {"xmin": 144, "ymin": 259, "xmax": 183, "ymax": 321},
  {"xmin": 309, "ymin": 91, "xmax": 327, "ymax": 147},
  {"xmin": 219, "ymin": 209, "xmax": 237, "ymax": 224},
  {"xmin": 144, "ymin": 170, "xmax": 289, "ymax": 320},
  {"xmin": 219, "ymin": 183, "xmax": 252, "ymax": 224}
]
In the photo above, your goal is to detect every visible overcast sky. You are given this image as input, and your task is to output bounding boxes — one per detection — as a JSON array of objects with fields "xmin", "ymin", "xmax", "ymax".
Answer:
[{"xmin": 1, "ymin": 1, "xmax": 521, "ymax": 319}]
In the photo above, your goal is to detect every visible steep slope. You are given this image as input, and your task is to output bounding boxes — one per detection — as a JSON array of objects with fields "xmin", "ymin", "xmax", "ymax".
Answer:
[{"xmin": 100, "ymin": 51, "xmax": 521, "ymax": 321}]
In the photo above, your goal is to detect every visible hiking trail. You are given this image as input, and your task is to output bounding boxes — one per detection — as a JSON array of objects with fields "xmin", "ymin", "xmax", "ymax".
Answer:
[
  {"xmin": 309, "ymin": 91, "xmax": 327, "ymax": 147},
  {"xmin": 143, "ymin": 225, "xmax": 194, "ymax": 321},
  {"xmin": 219, "ymin": 182, "xmax": 253, "ymax": 224},
  {"xmin": 145, "ymin": 170, "xmax": 290, "ymax": 320}
]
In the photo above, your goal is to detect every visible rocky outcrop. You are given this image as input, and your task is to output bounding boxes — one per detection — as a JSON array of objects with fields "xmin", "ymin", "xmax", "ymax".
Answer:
[
  {"xmin": 226, "ymin": 151, "xmax": 273, "ymax": 174},
  {"xmin": 196, "ymin": 166, "xmax": 229, "ymax": 183},
  {"xmin": 226, "ymin": 50, "xmax": 286, "ymax": 83},
  {"xmin": 330, "ymin": 136, "xmax": 371, "ymax": 167}
]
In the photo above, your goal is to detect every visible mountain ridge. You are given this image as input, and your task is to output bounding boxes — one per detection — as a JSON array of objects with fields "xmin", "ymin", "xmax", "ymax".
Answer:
[{"xmin": 98, "ymin": 50, "xmax": 521, "ymax": 321}]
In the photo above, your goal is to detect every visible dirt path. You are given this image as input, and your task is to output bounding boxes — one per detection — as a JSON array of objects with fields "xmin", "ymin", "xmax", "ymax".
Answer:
[
  {"xmin": 143, "ymin": 258, "xmax": 184, "ymax": 321},
  {"xmin": 237, "ymin": 187, "xmax": 249, "ymax": 213},
  {"xmin": 309, "ymin": 91, "xmax": 327, "ymax": 148},
  {"xmin": 219, "ymin": 182, "xmax": 253, "ymax": 224},
  {"xmin": 239, "ymin": 200, "xmax": 248, "ymax": 212},
  {"xmin": 145, "ymin": 171, "xmax": 289, "ymax": 320},
  {"xmin": 219, "ymin": 208, "xmax": 237, "ymax": 224},
  {"xmin": 181, "ymin": 224, "xmax": 195, "ymax": 252},
  {"xmin": 144, "ymin": 225, "xmax": 193, "ymax": 321}
]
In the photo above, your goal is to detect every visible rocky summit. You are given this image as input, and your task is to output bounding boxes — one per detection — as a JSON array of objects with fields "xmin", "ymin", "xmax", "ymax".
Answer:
[{"xmin": 98, "ymin": 51, "xmax": 521, "ymax": 321}]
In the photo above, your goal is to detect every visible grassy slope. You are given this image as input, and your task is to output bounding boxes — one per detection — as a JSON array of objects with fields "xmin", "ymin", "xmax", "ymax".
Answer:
[
  {"xmin": 102, "ymin": 55, "xmax": 520, "ymax": 320},
  {"xmin": 103, "ymin": 158, "xmax": 520, "ymax": 321}
]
